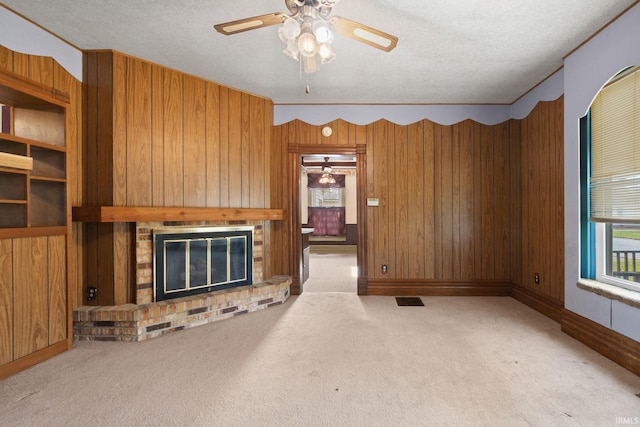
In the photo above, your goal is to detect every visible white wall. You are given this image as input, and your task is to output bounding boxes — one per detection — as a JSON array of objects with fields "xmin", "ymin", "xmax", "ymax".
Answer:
[
  {"xmin": 0, "ymin": 6, "xmax": 82, "ymax": 81},
  {"xmin": 563, "ymin": 3, "xmax": 640, "ymax": 341}
]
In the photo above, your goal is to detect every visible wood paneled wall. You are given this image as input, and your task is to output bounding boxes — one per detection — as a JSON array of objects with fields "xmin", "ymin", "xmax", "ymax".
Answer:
[
  {"xmin": 83, "ymin": 50, "xmax": 273, "ymax": 305},
  {"xmin": 511, "ymin": 97, "xmax": 565, "ymax": 307},
  {"xmin": 366, "ymin": 119, "xmax": 512, "ymax": 285},
  {"xmin": 273, "ymin": 105, "xmax": 564, "ymax": 300}
]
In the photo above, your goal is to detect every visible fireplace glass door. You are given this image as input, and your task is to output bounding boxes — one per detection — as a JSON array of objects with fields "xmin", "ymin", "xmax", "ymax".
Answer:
[{"xmin": 154, "ymin": 227, "xmax": 253, "ymax": 301}]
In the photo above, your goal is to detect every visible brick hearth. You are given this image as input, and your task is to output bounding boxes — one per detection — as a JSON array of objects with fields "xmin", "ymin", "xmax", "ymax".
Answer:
[
  {"xmin": 73, "ymin": 276, "xmax": 291, "ymax": 341},
  {"xmin": 73, "ymin": 219, "xmax": 288, "ymax": 341}
]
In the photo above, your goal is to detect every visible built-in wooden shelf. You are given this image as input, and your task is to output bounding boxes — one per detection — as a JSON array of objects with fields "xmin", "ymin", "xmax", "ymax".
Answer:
[{"xmin": 72, "ymin": 206, "xmax": 285, "ymax": 223}]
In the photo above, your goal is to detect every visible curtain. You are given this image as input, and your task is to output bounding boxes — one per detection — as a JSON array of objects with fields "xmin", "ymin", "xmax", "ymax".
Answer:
[
  {"xmin": 306, "ymin": 172, "xmax": 346, "ymax": 236},
  {"xmin": 308, "ymin": 207, "xmax": 345, "ymax": 236}
]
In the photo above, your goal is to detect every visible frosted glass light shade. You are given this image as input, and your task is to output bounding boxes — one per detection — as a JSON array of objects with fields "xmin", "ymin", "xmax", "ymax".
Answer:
[
  {"xmin": 313, "ymin": 21, "xmax": 333, "ymax": 44},
  {"xmin": 281, "ymin": 17, "xmax": 301, "ymax": 40},
  {"xmin": 298, "ymin": 32, "xmax": 318, "ymax": 58}
]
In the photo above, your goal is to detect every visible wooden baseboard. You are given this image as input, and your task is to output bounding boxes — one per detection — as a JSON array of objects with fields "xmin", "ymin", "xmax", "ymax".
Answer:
[
  {"xmin": 511, "ymin": 282, "xmax": 563, "ymax": 322},
  {"xmin": 0, "ymin": 340, "xmax": 70, "ymax": 381},
  {"xmin": 366, "ymin": 279, "xmax": 511, "ymax": 296},
  {"xmin": 561, "ymin": 309, "xmax": 640, "ymax": 377}
]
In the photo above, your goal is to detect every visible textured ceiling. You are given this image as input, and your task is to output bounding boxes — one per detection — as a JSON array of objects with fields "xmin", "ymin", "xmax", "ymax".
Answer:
[{"xmin": 2, "ymin": 0, "xmax": 636, "ymax": 104}]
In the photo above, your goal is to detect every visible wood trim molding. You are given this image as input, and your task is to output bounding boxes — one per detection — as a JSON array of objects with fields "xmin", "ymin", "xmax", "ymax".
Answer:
[
  {"xmin": 366, "ymin": 279, "xmax": 511, "ymax": 296},
  {"xmin": 72, "ymin": 206, "xmax": 284, "ymax": 223},
  {"xmin": 0, "ymin": 69, "xmax": 70, "ymax": 105},
  {"xmin": 511, "ymin": 282, "xmax": 564, "ymax": 322},
  {"xmin": 561, "ymin": 308, "xmax": 640, "ymax": 377},
  {"xmin": 0, "ymin": 340, "xmax": 69, "ymax": 381}
]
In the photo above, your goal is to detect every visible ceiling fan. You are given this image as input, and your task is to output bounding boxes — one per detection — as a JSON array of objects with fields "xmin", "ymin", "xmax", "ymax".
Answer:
[{"xmin": 214, "ymin": 0, "xmax": 398, "ymax": 74}]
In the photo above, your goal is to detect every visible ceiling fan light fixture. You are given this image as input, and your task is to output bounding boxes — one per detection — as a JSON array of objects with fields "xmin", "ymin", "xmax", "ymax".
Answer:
[
  {"xmin": 318, "ymin": 43, "xmax": 335, "ymax": 63},
  {"xmin": 298, "ymin": 31, "xmax": 319, "ymax": 58},
  {"xmin": 283, "ymin": 40, "xmax": 300, "ymax": 60},
  {"xmin": 313, "ymin": 21, "xmax": 333, "ymax": 44},
  {"xmin": 215, "ymin": 0, "xmax": 397, "ymax": 77},
  {"xmin": 281, "ymin": 17, "xmax": 301, "ymax": 40}
]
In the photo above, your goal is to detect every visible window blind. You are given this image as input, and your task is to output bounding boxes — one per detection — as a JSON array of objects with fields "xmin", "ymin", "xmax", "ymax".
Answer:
[{"xmin": 590, "ymin": 67, "xmax": 640, "ymax": 223}]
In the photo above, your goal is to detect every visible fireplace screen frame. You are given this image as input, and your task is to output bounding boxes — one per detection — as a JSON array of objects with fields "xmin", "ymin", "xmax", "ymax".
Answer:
[{"xmin": 153, "ymin": 226, "xmax": 254, "ymax": 302}]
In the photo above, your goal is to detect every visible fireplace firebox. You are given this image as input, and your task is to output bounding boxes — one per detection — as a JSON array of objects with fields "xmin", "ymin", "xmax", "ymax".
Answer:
[{"xmin": 153, "ymin": 226, "xmax": 254, "ymax": 302}]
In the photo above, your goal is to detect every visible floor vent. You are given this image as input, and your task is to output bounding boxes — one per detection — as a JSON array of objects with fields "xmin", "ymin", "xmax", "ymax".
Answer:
[{"xmin": 395, "ymin": 297, "xmax": 424, "ymax": 306}]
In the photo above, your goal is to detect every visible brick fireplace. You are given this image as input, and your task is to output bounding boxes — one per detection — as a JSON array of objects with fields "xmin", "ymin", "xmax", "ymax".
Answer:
[
  {"xmin": 73, "ymin": 217, "xmax": 290, "ymax": 341},
  {"xmin": 135, "ymin": 220, "xmax": 264, "ymax": 304}
]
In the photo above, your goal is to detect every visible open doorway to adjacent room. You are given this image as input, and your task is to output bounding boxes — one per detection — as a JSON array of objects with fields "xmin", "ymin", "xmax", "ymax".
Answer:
[{"xmin": 300, "ymin": 153, "xmax": 358, "ymax": 293}]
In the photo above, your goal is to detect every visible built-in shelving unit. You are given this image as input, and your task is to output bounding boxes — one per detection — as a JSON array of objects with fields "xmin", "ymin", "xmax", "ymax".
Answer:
[
  {"xmin": 0, "ymin": 68, "xmax": 72, "ymax": 380},
  {"xmin": 0, "ymin": 77, "xmax": 67, "ymax": 237}
]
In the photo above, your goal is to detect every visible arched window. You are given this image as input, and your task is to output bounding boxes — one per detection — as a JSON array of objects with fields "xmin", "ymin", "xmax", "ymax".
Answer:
[{"xmin": 583, "ymin": 66, "xmax": 640, "ymax": 292}]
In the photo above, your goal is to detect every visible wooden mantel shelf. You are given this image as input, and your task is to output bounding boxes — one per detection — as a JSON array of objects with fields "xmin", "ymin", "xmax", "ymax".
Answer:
[{"xmin": 72, "ymin": 206, "xmax": 284, "ymax": 223}]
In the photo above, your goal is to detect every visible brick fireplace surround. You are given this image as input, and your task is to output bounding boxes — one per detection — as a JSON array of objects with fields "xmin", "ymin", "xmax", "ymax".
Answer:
[{"xmin": 73, "ymin": 220, "xmax": 291, "ymax": 341}]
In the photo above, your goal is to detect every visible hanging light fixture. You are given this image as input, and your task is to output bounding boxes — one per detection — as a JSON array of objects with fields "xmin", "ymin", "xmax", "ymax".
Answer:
[
  {"xmin": 318, "ymin": 156, "xmax": 336, "ymax": 184},
  {"xmin": 215, "ymin": 0, "xmax": 399, "ymax": 77},
  {"xmin": 277, "ymin": 1, "xmax": 337, "ymax": 74}
]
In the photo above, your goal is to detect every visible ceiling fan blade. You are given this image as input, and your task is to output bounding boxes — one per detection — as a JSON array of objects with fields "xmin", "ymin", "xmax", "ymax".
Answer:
[
  {"xmin": 330, "ymin": 16, "xmax": 398, "ymax": 52},
  {"xmin": 214, "ymin": 12, "xmax": 288, "ymax": 35}
]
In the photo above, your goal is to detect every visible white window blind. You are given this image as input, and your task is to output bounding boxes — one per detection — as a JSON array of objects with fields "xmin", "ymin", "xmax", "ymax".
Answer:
[{"xmin": 590, "ymin": 67, "xmax": 640, "ymax": 223}]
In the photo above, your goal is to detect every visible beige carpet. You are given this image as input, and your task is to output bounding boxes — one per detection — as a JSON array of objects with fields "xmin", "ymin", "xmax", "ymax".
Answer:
[
  {"xmin": 303, "ymin": 251, "xmax": 357, "ymax": 293},
  {"xmin": 1, "ymin": 294, "xmax": 640, "ymax": 426}
]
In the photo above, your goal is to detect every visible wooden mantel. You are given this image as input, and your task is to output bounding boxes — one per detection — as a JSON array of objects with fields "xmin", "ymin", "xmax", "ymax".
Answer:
[{"xmin": 72, "ymin": 206, "xmax": 284, "ymax": 223}]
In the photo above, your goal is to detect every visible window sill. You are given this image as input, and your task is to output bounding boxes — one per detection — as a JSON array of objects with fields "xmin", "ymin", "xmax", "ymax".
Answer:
[{"xmin": 577, "ymin": 278, "xmax": 640, "ymax": 309}]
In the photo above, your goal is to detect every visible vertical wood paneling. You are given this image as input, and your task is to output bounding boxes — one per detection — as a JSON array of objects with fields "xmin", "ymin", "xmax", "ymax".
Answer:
[
  {"xmin": 0, "ymin": 45, "xmax": 13, "ymax": 70},
  {"xmin": 112, "ymin": 223, "xmax": 130, "ymax": 305},
  {"xmin": 459, "ymin": 120, "xmax": 475, "ymax": 279},
  {"xmin": 452, "ymin": 123, "xmax": 462, "ymax": 277},
  {"xmin": 394, "ymin": 124, "xmax": 408, "ymax": 277},
  {"xmin": 126, "ymin": 59, "xmax": 152, "ymax": 206},
  {"xmin": 539, "ymin": 101, "xmax": 550, "ymax": 295},
  {"xmin": 494, "ymin": 122, "xmax": 510, "ymax": 279},
  {"xmin": 472, "ymin": 121, "xmax": 484, "ymax": 278},
  {"xmin": 274, "ymin": 110, "xmax": 566, "ymax": 300},
  {"xmin": 423, "ymin": 120, "xmax": 435, "ymax": 279},
  {"xmin": 12, "ymin": 53, "xmax": 29, "ymax": 78},
  {"xmin": 250, "ymin": 97, "xmax": 266, "ymax": 208},
  {"xmin": 13, "ymin": 237, "xmax": 48, "ymax": 359},
  {"xmin": 183, "ymin": 76, "xmax": 207, "ymax": 207},
  {"xmin": 97, "ymin": 224, "xmax": 115, "ymax": 305},
  {"xmin": 407, "ymin": 122, "xmax": 425, "ymax": 278},
  {"xmin": 48, "ymin": 236, "xmax": 67, "ymax": 345},
  {"xmin": 516, "ymin": 97, "xmax": 564, "ymax": 302},
  {"xmin": 555, "ymin": 97, "xmax": 565, "ymax": 301},
  {"xmin": 151, "ymin": 65, "xmax": 165, "ymax": 206},
  {"xmin": 205, "ymin": 81, "xmax": 221, "ymax": 207},
  {"xmin": 481, "ymin": 125, "xmax": 495, "ymax": 278},
  {"xmin": 372, "ymin": 120, "xmax": 389, "ymax": 279},
  {"xmin": 28, "ymin": 56, "xmax": 54, "ymax": 87},
  {"xmin": 94, "ymin": 52, "xmax": 114, "ymax": 206},
  {"xmin": 112, "ymin": 53, "xmax": 128, "ymax": 206},
  {"xmin": 510, "ymin": 119, "xmax": 523, "ymax": 285},
  {"xmin": 0, "ymin": 239, "xmax": 12, "ymax": 365},
  {"xmin": 163, "ymin": 69, "xmax": 184, "ymax": 206},
  {"xmin": 439, "ymin": 125, "xmax": 454, "ymax": 278},
  {"xmin": 228, "ymin": 90, "xmax": 243, "ymax": 208},
  {"xmin": 241, "ymin": 93, "xmax": 251, "ymax": 208},
  {"xmin": 219, "ymin": 87, "xmax": 230, "ymax": 207}
]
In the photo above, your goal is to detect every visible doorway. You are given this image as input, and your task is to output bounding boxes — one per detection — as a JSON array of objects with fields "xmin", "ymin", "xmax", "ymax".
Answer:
[{"xmin": 300, "ymin": 153, "xmax": 357, "ymax": 293}]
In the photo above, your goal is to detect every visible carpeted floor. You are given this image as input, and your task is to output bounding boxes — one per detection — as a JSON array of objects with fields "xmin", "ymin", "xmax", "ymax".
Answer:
[
  {"xmin": 1, "ymin": 292, "xmax": 639, "ymax": 426},
  {"xmin": 303, "ymin": 250, "xmax": 357, "ymax": 293}
]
